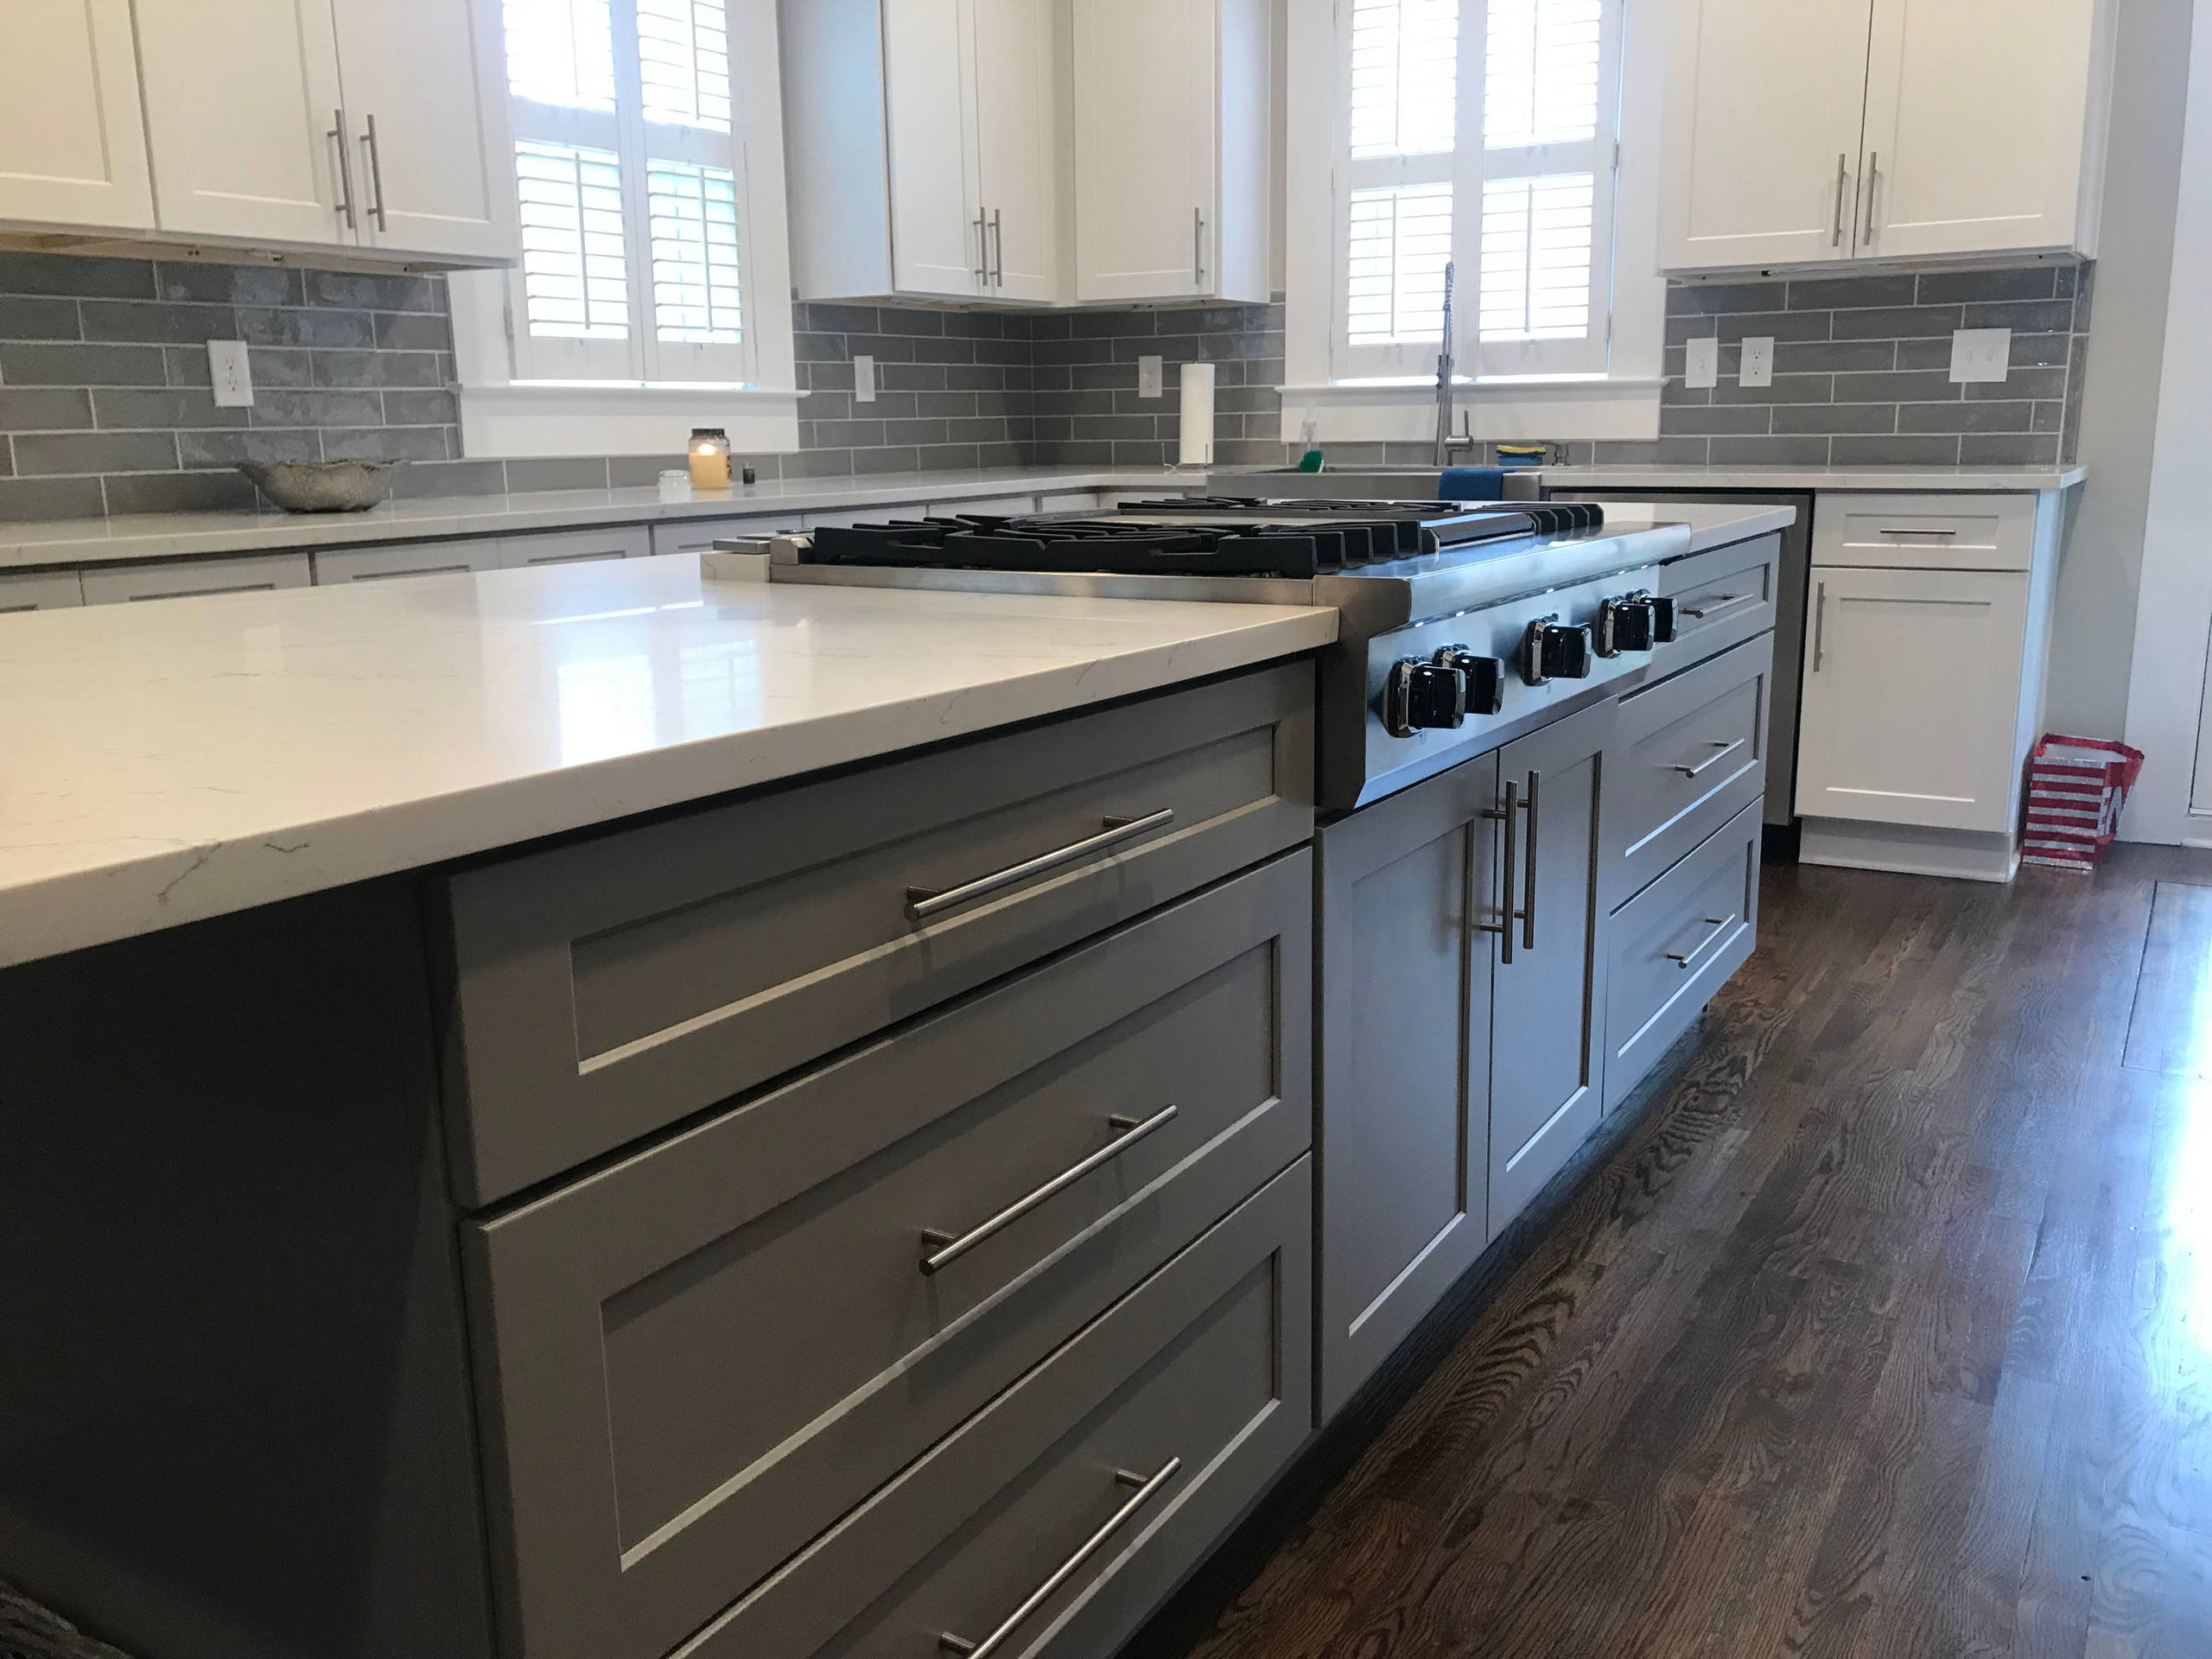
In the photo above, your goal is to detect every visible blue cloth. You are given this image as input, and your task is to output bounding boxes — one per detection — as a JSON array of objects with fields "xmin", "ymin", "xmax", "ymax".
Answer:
[{"xmin": 1437, "ymin": 466, "xmax": 1506, "ymax": 502}]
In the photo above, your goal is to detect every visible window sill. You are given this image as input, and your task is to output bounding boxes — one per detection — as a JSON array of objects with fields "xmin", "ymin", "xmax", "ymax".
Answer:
[
  {"xmin": 457, "ymin": 382, "xmax": 804, "ymax": 459},
  {"xmin": 1277, "ymin": 377, "xmax": 1663, "ymax": 445}
]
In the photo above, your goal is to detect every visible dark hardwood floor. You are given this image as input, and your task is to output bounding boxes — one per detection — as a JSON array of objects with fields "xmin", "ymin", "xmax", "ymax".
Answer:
[{"xmin": 1182, "ymin": 845, "xmax": 2212, "ymax": 1659}]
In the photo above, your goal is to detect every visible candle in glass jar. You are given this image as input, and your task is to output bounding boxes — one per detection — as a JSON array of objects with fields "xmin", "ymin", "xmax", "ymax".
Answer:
[{"xmin": 688, "ymin": 428, "xmax": 732, "ymax": 489}]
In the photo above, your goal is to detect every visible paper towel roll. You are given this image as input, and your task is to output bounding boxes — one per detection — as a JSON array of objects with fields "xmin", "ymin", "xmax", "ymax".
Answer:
[{"xmin": 1179, "ymin": 361, "xmax": 1216, "ymax": 467}]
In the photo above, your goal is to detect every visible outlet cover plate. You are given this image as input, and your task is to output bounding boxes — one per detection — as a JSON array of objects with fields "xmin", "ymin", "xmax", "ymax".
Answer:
[
  {"xmin": 1138, "ymin": 354, "xmax": 1164, "ymax": 398},
  {"xmin": 1739, "ymin": 336, "xmax": 1775, "ymax": 388},
  {"xmin": 1949, "ymin": 328, "xmax": 2012, "ymax": 384},
  {"xmin": 1685, "ymin": 336, "xmax": 1720, "ymax": 391},
  {"xmin": 208, "ymin": 340, "xmax": 254, "ymax": 408},
  {"xmin": 854, "ymin": 353, "xmax": 877, "ymax": 404}
]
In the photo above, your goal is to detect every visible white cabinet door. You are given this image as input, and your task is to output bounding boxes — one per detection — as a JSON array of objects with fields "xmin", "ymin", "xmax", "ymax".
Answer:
[
  {"xmin": 1071, "ymin": 0, "xmax": 1212, "ymax": 302},
  {"xmin": 970, "ymin": 0, "xmax": 1059, "ymax": 302},
  {"xmin": 315, "ymin": 539, "xmax": 500, "ymax": 582},
  {"xmin": 1796, "ymin": 566, "xmax": 2030, "ymax": 834},
  {"xmin": 136, "ymin": 0, "xmax": 348, "ymax": 245},
  {"xmin": 1859, "ymin": 0, "xmax": 2102, "ymax": 259},
  {"xmin": 0, "ymin": 0, "xmax": 153, "ymax": 231},
  {"xmin": 1659, "ymin": 0, "xmax": 1875, "ymax": 271},
  {"xmin": 884, "ymin": 0, "xmax": 983, "ymax": 298},
  {"xmin": 80, "ymin": 554, "xmax": 314, "ymax": 605},
  {"xmin": 330, "ymin": 0, "xmax": 512, "ymax": 261}
]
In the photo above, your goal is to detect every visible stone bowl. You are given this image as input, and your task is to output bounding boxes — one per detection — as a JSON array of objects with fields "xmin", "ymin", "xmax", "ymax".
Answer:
[{"xmin": 238, "ymin": 460, "xmax": 397, "ymax": 513}]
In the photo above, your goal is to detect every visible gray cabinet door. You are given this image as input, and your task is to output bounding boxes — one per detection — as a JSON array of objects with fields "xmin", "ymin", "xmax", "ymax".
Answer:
[
  {"xmin": 438, "ymin": 663, "xmax": 1314, "ymax": 1204},
  {"xmin": 1316, "ymin": 753, "xmax": 1499, "ymax": 1421},
  {"xmin": 1489, "ymin": 695, "xmax": 1615, "ymax": 1235},
  {"xmin": 677, "ymin": 1157, "xmax": 1314, "ymax": 1659},
  {"xmin": 465, "ymin": 854, "xmax": 1312, "ymax": 1659}
]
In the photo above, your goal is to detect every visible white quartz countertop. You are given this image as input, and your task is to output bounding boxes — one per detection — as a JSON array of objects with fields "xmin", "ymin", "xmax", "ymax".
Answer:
[
  {"xmin": 1530, "ymin": 463, "xmax": 2087, "ymax": 493},
  {"xmin": 0, "ymin": 556, "xmax": 1336, "ymax": 970},
  {"xmin": 0, "ymin": 467, "xmax": 1194, "ymax": 571}
]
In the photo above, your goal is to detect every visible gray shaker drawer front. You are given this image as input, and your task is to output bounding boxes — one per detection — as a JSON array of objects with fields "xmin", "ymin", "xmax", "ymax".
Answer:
[
  {"xmin": 1604, "ymin": 632, "xmax": 1773, "ymax": 912},
  {"xmin": 1654, "ymin": 533, "xmax": 1778, "ymax": 678},
  {"xmin": 673, "ymin": 1157, "xmax": 1314, "ymax": 1659},
  {"xmin": 464, "ymin": 854, "xmax": 1313, "ymax": 1659},
  {"xmin": 1604, "ymin": 798, "xmax": 1760, "ymax": 1113},
  {"xmin": 439, "ymin": 663, "xmax": 1314, "ymax": 1204}
]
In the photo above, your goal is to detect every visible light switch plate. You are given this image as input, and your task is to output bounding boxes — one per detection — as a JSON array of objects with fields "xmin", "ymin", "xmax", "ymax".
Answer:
[
  {"xmin": 1739, "ymin": 336, "xmax": 1775, "ymax": 389},
  {"xmin": 1949, "ymin": 328, "xmax": 2012, "ymax": 384},
  {"xmin": 854, "ymin": 353, "xmax": 877, "ymax": 404},
  {"xmin": 207, "ymin": 340, "xmax": 254, "ymax": 407},
  {"xmin": 1685, "ymin": 336, "xmax": 1720, "ymax": 391},
  {"xmin": 1138, "ymin": 354, "xmax": 1164, "ymax": 398}
]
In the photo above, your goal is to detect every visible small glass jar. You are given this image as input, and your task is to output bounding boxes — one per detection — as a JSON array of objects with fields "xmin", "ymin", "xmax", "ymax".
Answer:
[
  {"xmin": 657, "ymin": 468, "xmax": 693, "ymax": 502},
  {"xmin": 688, "ymin": 428, "xmax": 732, "ymax": 489}
]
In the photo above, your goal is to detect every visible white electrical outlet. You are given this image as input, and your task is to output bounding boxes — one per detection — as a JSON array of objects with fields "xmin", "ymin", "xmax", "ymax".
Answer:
[
  {"xmin": 1949, "ymin": 328, "xmax": 2012, "ymax": 384},
  {"xmin": 1138, "ymin": 354, "xmax": 1164, "ymax": 398},
  {"xmin": 207, "ymin": 340, "xmax": 254, "ymax": 408},
  {"xmin": 854, "ymin": 353, "xmax": 876, "ymax": 404},
  {"xmin": 1739, "ymin": 336, "xmax": 1776, "ymax": 389},
  {"xmin": 1685, "ymin": 336, "xmax": 1720, "ymax": 391}
]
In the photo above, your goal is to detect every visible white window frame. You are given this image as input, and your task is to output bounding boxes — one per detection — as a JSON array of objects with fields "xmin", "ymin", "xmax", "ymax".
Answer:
[
  {"xmin": 452, "ymin": 0, "xmax": 799, "ymax": 458},
  {"xmin": 1282, "ymin": 0, "xmax": 1668, "ymax": 445}
]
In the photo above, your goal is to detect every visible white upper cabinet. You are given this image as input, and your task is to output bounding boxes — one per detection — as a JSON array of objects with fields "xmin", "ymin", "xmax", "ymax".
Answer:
[
  {"xmin": 0, "ymin": 0, "xmax": 154, "ymax": 232},
  {"xmin": 785, "ymin": 0, "xmax": 1060, "ymax": 302},
  {"xmin": 1662, "ymin": 0, "xmax": 2114, "ymax": 272},
  {"xmin": 136, "ymin": 0, "xmax": 348, "ymax": 246},
  {"xmin": 327, "ymin": 0, "xmax": 512, "ymax": 261},
  {"xmin": 1858, "ymin": 0, "xmax": 2111, "ymax": 261},
  {"xmin": 1658, "ymin": 0, "xmax": 1874, "ymax": 272},
  {"xmin": 1071, "ymin": 0, "xmax": 1268, "ymax": 303},
  {"xmin": 68, "ymin": 0, "xmax": 512, "ymax": 264},
  {"xmin": 969, "ymin": 0, "xmax": 1059, "ymax": 302}
]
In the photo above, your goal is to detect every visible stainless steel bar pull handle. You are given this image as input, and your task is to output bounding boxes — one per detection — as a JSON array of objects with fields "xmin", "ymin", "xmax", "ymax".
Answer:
[
  {"xmin": 360, "ymin": 113, "xmax": 389, "ymax": 232},
  {"xmin": 938, "ymin": 1458, "xmax": 1182, "ymax": 1658},
  {"xmin": 1193, "ymin": 207, "xmax": 1206, "ymax": 285},
  {"xmin": 906, "ymin": 808, "xmax": 1175, "ymax": 922},
  {"xmin": 1878, "ymin": 526, "xmax": 1957, "ymax": 537},
  {"xmin": 1480, "ymin": 779, "xmax": 1521, "ymax": 965},
  {"xmin": 329, "ymin": 110, "xmax": 359, "ymax": 231},
  {"xmin": 975, "ymin": 212, "xmax": 989, "ymax": 283},
  {"xmin": 991, "ymin": 207, "xmax": 1004, "ymax": 286},
  {"xmin": 1863, "ymin": 151, "xmax": 1879, "ymax": 244},
  {"xmin": 1812, "ymin": 582, "xmax": 1828, "ymax": 672},
  {"xmin": 1674, "ymin": 739, "xmax": 1746, "ymax": 779},
  {"xmin": 1679, "ymin": 592, "xmax": 1756, "ymax": 621},
  {"xmin": 1668, "ymin": 914, "xmax": 1736, "ymax": 970},
  {"xmin": 1833, "ymin": 153, "xmax": 1848, "ymax": 246},
  {"xmin": 920, "ymin": 1104, "xmax": 1179, "ymax": 1275},
  {"xmin": 1521, "ymin": 769, "xmax": 1541, "ymax": 951}
]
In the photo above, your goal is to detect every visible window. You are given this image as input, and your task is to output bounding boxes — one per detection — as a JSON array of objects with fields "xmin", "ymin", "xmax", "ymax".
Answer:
[
  {"xmin": 498, "ymin": 0, "xmax": 756, "ymax": 385},
  {"xmin": 1335, "ymin": 0, "xmax": 1622, "ymax": 382}
]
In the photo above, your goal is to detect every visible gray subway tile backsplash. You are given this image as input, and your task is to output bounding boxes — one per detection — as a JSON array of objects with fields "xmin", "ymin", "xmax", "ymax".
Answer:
[
  {"xmin": 2, "ymin": 247, "xmax": 2088, "ymax": 523},
  {"xmin": 1656, "ymin": 260, "xmax": 2089, "ymax": 468}
]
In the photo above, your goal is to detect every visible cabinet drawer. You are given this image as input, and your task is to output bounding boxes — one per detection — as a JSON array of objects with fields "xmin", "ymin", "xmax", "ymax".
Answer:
[
  {"xmin": 466, "ymin": 857, "xmax": 1311, "ymax": 1659},
  {"xmin": 1813, "ymin": 493, "xmax": 2036, "ymax": 571},
  {"xmin": 315, "ymin": 538, "xmax": 499, "ymax": 583},
  {"xmin": 1604, "ymin": 798, "xmax": 1760, "ymax": 1113},
  {"xmin": 648, "ymin": 515, "xmax": 783, "ymax": 558},
  {"xmin": 674, "ymin": 1157, "xmax": 1313, "ymax": 1659},
  {"xmin": 494, "ymin": 525, "xmax": 651, "ymax": 567},
  {"xmin": 79, "ymin": 552, "xmax": 311, "ymax": 604},
  {"xmin": 0, "ymin": 569, "xmax": 85, "ymax": 612},
  {"xmin": 1605, "ymin": 632, "xmax": 1773, "ymax": 912},
  {"xmin": 437, "ymin": 662, "xmax": 1313, "ymax": 1203},
  {"xmin": 1654, "ymin": 533, "xmax": 1778, "ymax": 676}
]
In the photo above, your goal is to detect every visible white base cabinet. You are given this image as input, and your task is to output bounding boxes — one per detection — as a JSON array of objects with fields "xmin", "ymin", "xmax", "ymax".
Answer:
[{"xmin": 1795, "ymin": 491, "xmax": 2064, "ymax": 882}]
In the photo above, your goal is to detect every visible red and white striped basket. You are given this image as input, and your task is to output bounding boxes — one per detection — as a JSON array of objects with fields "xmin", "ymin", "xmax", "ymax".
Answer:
[{"xmin": 2021, "ymin": 734, "xmax": 2145, "ymax": 872}]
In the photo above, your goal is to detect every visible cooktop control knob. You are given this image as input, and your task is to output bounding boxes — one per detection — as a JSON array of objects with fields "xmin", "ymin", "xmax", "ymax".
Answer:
[
  {"xmin": 1522, "ymin": 618, "xmax": 1595, "ymax": 685},
  {"xmin": 1596, "ymin": 596, "xmax": 1656, "ymax": 656},
  {"xmin": 1382, "ymin": 658, "xmax": 1467, "ymax": 737},
  {"xmin": 1434, "ymin": 646, "xmax": 1506, "ymax": 716},
  {"xmin": 1625, "ymin": 589, "xmax": 1678, "ymax": 644}
]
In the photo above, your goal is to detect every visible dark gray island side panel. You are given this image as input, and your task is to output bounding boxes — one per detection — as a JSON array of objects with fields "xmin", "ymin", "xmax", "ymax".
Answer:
[{"xmin": 0, "ymin": 880, "xmax": 493, "ymax": 1659}]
